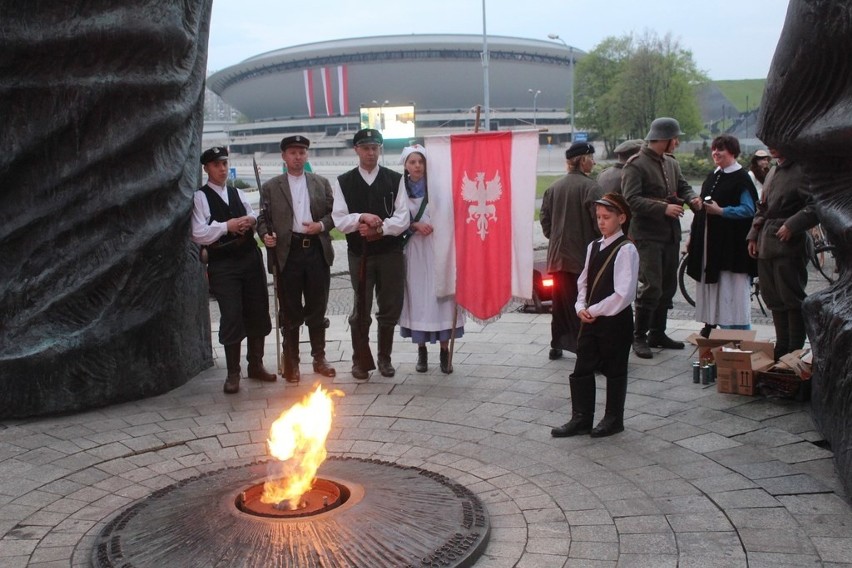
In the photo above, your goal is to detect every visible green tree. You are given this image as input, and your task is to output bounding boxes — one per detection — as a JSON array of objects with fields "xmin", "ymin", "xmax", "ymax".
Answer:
[
  {"xmin": 574, "ymin": 36, "xmax": 633, "ymax": 156},
  {"xmin": 575, "ymin": 32, "xmax": 708, "ymax": 155}
]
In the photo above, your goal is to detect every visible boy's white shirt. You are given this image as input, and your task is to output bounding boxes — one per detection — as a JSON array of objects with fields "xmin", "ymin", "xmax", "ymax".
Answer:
[{"xmin": 575, "ymin": 229, "xmax": 640, "ymax": 318}]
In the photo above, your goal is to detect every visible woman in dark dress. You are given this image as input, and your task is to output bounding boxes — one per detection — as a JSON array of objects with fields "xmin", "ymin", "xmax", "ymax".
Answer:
[{"xmin": 686, "ymin": 135, "xmax": 759, "ymax": 337}]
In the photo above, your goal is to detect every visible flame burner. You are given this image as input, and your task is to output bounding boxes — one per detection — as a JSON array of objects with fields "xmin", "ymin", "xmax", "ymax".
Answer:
[
  {"xmin": 92, "ymin": 457, "xmax": 490, "ymax": 568},
  {"xmin": 237, "ymin": 478, "xmax": 347, "ymax": 518}
]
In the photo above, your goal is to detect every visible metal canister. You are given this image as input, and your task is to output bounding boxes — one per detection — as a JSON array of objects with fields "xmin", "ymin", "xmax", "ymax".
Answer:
[
  {"xmin": 692, "ymin": 362, "xmax": 701, "ymax": 384},
  {"xmin": 708, "ymin": 362, "xmax": 717, "ymax": 382},
  {"xmin": 701, "ymin": 363, "xmax": 713, "ymax": 385}
]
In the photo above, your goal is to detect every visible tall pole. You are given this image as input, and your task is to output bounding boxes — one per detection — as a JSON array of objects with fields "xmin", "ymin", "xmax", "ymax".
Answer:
[
  {"xmin": 548, "ymin": 34, "xmax": 574, "ymax": 142},
  {"xmin": 528, "ymin": 88, "xmax": 540, "ymax": 126},
  {"xmin": 569, "ymin": 46, "xmax": 575, "ymax": 142},
  {"xmin": 482, "ymin": 0, "xmax": 490, "ymax": 131}
]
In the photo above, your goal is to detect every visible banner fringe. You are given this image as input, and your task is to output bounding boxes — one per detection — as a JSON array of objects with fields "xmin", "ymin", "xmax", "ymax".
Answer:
[{"xmin": 456, "ymin": 296, "xmax": 532, "ymax": 326}]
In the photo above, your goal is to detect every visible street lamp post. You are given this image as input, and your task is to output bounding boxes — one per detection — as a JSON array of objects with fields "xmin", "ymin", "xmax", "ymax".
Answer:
[
  {"xmin": 547, "ymin": 33, "xmax": 574, "ymax": 142},
  {"xmin": 528, "ymin": 88, "xmax": 541, "ymax": 126},
  {"xmin": 371, "ymin": 99, "xmax": 389, "ymax": 164}
]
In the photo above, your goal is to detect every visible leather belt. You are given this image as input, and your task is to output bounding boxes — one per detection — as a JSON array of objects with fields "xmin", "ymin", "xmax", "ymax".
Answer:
[{"xmin": 291, "ymin": 233, "xmax": 316, "ymax": 248}]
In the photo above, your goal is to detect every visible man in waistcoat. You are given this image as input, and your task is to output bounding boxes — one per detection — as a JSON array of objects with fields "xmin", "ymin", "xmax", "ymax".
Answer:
[
  {"xmin": 191, "ymin": 147, "xmax": 276, "ymax": 393},
  {"xmin": 621, "ymin": 117, "xmax": 702, "ymax": 359},
  {"xmin": 332, "ymin": 128, "xmax": 409, "ymax": 380},
  {"xmin": 258, "ymin": 136, "xmax": 336, "ymax": 384}
]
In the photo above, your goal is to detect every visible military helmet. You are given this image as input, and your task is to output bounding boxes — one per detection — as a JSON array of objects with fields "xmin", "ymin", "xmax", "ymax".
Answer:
[{"xmin": 644, "ymin": 117, "xmax": 684, "ymax": 141}]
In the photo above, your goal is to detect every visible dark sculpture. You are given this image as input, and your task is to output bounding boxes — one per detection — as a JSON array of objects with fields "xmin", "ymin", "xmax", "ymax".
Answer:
[
  {"xmin": 758, "ymin": 1, "xmax": 852, "ymax": 491},
  {"xmin": 0, "ymin": 2, "xmax": 214, "ymax": 417}
]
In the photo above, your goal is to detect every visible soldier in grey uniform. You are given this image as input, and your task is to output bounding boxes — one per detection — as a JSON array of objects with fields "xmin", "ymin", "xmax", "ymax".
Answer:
[
  {"xmin": 746, "ymin": 149, "xmax": 818, "ymax": 360},
  {"xmin": 596, "ymin": 139, "xmax": 643, "ymax": 194},
  {"xmin": 621, "ymin": 118, "xmax": 703, "ymax": 359}
]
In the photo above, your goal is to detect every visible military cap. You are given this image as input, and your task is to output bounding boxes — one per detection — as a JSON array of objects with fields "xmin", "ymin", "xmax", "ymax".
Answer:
[
  {"xmin": 200, "ymin": 146, "xmax": 228, "ymax": 164},
  {"xmin": 280, "ymin": 135, "xmax": 310, "ymax": 151},
  {"xmin": 353, "ymin": 128, "xmax": 383, "ymax": 146},
  {"xmin": 613, "ymin": 139, "xmax": 644, "ymax": 156},
  {"xmin": 565, "ymin": 141, "xmax": 595, "ymax": 160}
]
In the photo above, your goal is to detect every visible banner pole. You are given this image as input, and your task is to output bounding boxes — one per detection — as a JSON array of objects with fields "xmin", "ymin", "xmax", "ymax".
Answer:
[{"xmin": 447, "ymin": 106, "xmax": 483, "ymax": 372}]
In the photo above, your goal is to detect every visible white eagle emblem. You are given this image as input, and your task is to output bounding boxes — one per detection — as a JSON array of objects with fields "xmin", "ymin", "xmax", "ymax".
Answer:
[{"xmin": 461, "ymin": 170, "xmax": 503, "ymax": 240}]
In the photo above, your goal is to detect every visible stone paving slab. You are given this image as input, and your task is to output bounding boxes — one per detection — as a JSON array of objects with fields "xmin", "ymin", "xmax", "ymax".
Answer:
[{"xmin": 1, "ymin": 312, "xmax": 851, "ymax": 567}]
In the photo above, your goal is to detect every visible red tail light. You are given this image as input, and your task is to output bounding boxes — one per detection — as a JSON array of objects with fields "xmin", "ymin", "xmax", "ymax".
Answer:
[{"xmin": 541, "ymin": 277, "xmax": 554, "ymax": 289}]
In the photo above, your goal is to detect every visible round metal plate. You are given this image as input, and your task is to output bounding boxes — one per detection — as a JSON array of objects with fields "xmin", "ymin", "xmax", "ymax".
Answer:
[{"xmin": 92, "ymin": 457, "xmax": 490, "ymax": 568}]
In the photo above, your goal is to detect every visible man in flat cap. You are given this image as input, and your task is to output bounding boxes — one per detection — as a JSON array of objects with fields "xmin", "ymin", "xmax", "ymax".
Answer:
[
  {"xmin": 597, "ymin": 139, "xmax": 643, "ymax": 194},
  {"xmin": 621, "ymin": 117, "xmax": 702, "ymax": 359},
  {"xmin": 191, "ymin": 147, "xmax": 276, "ymax": 393},
  {"xmin": 332, "ymin": 128, "xmax": 409, "ymax": 380},
  {"xmin": 258, "ymin": 136, "xmax": 336, "ymax": 383},
  {"xmin": 540, "ymin": 141, "xmax": 603, "ymax": 359}
]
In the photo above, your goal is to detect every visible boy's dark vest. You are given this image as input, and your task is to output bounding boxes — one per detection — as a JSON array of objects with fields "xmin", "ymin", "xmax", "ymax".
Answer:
[
  {"xmin": 586, "ymin": 235, "xmax": 629, "ymax": 307},
  {"xmin": 337, "ymin": 167, "xmax": 403, "ymax": 256},
  {"xmin": 200, "ymin": 185, "xmax": 256, "ymax": 262}
]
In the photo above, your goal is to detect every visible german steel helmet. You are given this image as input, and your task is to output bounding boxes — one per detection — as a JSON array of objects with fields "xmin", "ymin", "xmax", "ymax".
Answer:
[{"xmin": 644, "ymin": 117, "xmax": 684, "ymax": 141}]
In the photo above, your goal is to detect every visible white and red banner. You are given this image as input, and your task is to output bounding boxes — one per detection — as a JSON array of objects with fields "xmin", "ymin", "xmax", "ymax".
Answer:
[
  {"xmin": 303, "ymin": 69, "xmax": 315, "ymax": 118},
  {"xmin": 337, "ymin": 65, "xmax": 349, "ymax": 116},
  {"xmin": 320, "ymin": 67, "xmax": 334, "ymax": 116},
  {"xmin": 304, "ymin": 65, "xmax": 349, "ymax": 118},
  {"xmin": 427, "ymin": 130, "xmax": 537, "ymax": 322}
]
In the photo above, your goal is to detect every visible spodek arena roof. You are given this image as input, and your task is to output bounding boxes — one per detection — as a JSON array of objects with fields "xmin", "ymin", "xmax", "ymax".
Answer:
[{"xmin": 207, "ymin": 34, "xmax": 583, "ymax": 122}]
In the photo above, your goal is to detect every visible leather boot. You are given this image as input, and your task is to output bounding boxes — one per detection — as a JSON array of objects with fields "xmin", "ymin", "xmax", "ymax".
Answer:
[
  {"xmin": 439, "ymin": 348, "xmax": 452, "ymax": 374},
  {"xmin": 350, "ymin": 326, "xmax": 370, "ymax": 380},
  {"xmin": 282, "ymin": 328, "xmax": 301, "ymax": 383},
  {"xmin": 416, "ymin": 345, "xmax": 428, "ymax": 373},
  {"xmin": 648, "ymin": 307, "xmax": 684, "ymax": 349},
  {"xmin": 247, "ymin": 336, "xmax": 277, "ymax": 382},
  {"xmin": 772, "ymin": 310, "xmax": 790, "ymax": 360},
  {"xmin": 591, "ymin": 376, "xmax": 627, "ymax": 438},
  {"xmin": 377, "ymin": 325, "xmax": 396, "ymax": 377},
  {"xmin": 632, "ymin": 307, "xmax": 653, "ymax": 359},
  {"xmin": 788, "ymin": 309, "xmax": 807, "ymax": 354},
  {"xmin": 551, "ymin": 375, "xmax": 595, "ymax": 437},
  {"xmin": 223, "ymin": 343, "xmax": 241, "ymax": 394},
  {"xmin": 309, "ymin": 327, "xmax": 336, "ymax": 377}
]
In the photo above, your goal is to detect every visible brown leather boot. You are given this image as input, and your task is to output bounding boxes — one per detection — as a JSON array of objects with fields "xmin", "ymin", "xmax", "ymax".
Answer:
[
  {"xmin": 223, "ymin": 343, "xmax": 241, "ymax": 394},
  {"xmin": 246, "ymin": 336, "xmax": 277, "ymax": 382},
  {"xmin": 309, "ymin": 327, "xmax": 336, "ymax": 377}
]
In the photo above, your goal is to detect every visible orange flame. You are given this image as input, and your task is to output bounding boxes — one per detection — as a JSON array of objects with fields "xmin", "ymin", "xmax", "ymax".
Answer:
[{"xmin": 261, "ymin": 385, "xmax": 343, "ymax": 508}]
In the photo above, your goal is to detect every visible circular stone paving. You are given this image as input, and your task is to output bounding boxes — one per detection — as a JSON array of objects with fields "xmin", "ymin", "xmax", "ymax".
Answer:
[{"xmin": 92, "ymin": 457, "xmax": 490, "ymax": 568}]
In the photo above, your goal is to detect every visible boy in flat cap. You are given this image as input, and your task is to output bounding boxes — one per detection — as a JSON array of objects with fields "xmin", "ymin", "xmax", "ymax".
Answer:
[
  {"xmin": 540, "ymin": 141, "xmax": 603, "ymax": 359},
  {"xmin": 258, "ymin": 136, "xmax": 336, "ymax": 383},
  {"xmin": 332, "ymin": 128, "xmax": 409, "ymax": 380},
  {"xmin": 191, "ymin": 147, "xmax": 276, "ymax": 393}
]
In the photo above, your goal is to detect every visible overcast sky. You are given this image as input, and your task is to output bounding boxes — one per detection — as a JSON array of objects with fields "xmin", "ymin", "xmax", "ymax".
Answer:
[{"xmin": 208, "ymin": 0, "xmax": 790, "ymax": 81}]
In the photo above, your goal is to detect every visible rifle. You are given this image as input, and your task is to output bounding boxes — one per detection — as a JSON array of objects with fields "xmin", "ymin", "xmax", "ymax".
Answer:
[
  {"xmin": 254, "ymin": 158, "xmax": 283, "ymax": 375},
  {"xmin": 354, "ymin": 239, "xmax": 376, "ymax": 372}
]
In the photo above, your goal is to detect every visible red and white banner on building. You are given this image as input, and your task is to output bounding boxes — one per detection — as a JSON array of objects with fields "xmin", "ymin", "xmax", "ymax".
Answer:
[
  {"xmin": 303, "ymin": 69, "xmax": 315, "ymax": 118},
  {"xmin": 320, "ymin": 67, "xmax": 334, "ymax": 116},
  {"xmin": 427, "ymin": 130, "xmax": 537, "ymax": 322},
  {"xmin": 337, "ymin": 65, "xmax": 349, "ymax": 116},
  {"xmin": 304, "ymin": 65, "xmax": 349, "ymax": 118}
]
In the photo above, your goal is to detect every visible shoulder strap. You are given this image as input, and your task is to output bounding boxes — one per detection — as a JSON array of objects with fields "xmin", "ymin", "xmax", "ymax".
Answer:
[{"xmin": 588, "ymin": 240, "xmax": 629, "ymax": 302}]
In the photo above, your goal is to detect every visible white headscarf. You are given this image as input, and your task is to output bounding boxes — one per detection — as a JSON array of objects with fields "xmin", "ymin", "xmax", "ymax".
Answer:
[{"xmin": 399, "ymin": 144, "xmax": 426, "ymax": 165}]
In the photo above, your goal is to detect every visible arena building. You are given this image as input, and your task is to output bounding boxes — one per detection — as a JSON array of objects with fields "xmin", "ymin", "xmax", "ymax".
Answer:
[{"xmin": 205, "ymin": 34, "xmax": 583, "ymax": 177}]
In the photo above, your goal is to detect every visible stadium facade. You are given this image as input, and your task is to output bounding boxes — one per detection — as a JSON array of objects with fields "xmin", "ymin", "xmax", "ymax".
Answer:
[{"xmin": 205, "ymin": 34, "xmax": 583, "ymax": 161}]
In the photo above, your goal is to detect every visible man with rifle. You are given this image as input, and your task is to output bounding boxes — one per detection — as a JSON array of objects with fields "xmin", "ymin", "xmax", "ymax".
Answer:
[
  {"xmin": 258, "ymin": 135, "xmax": 337, "ymax": 383},
  {"xmin": 191, "ymin": 147, "xmax": 276, "ymax": 394},
  {"xmin": 332, "ymin": 128, "xmax": 409, "ymax": 380}
]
